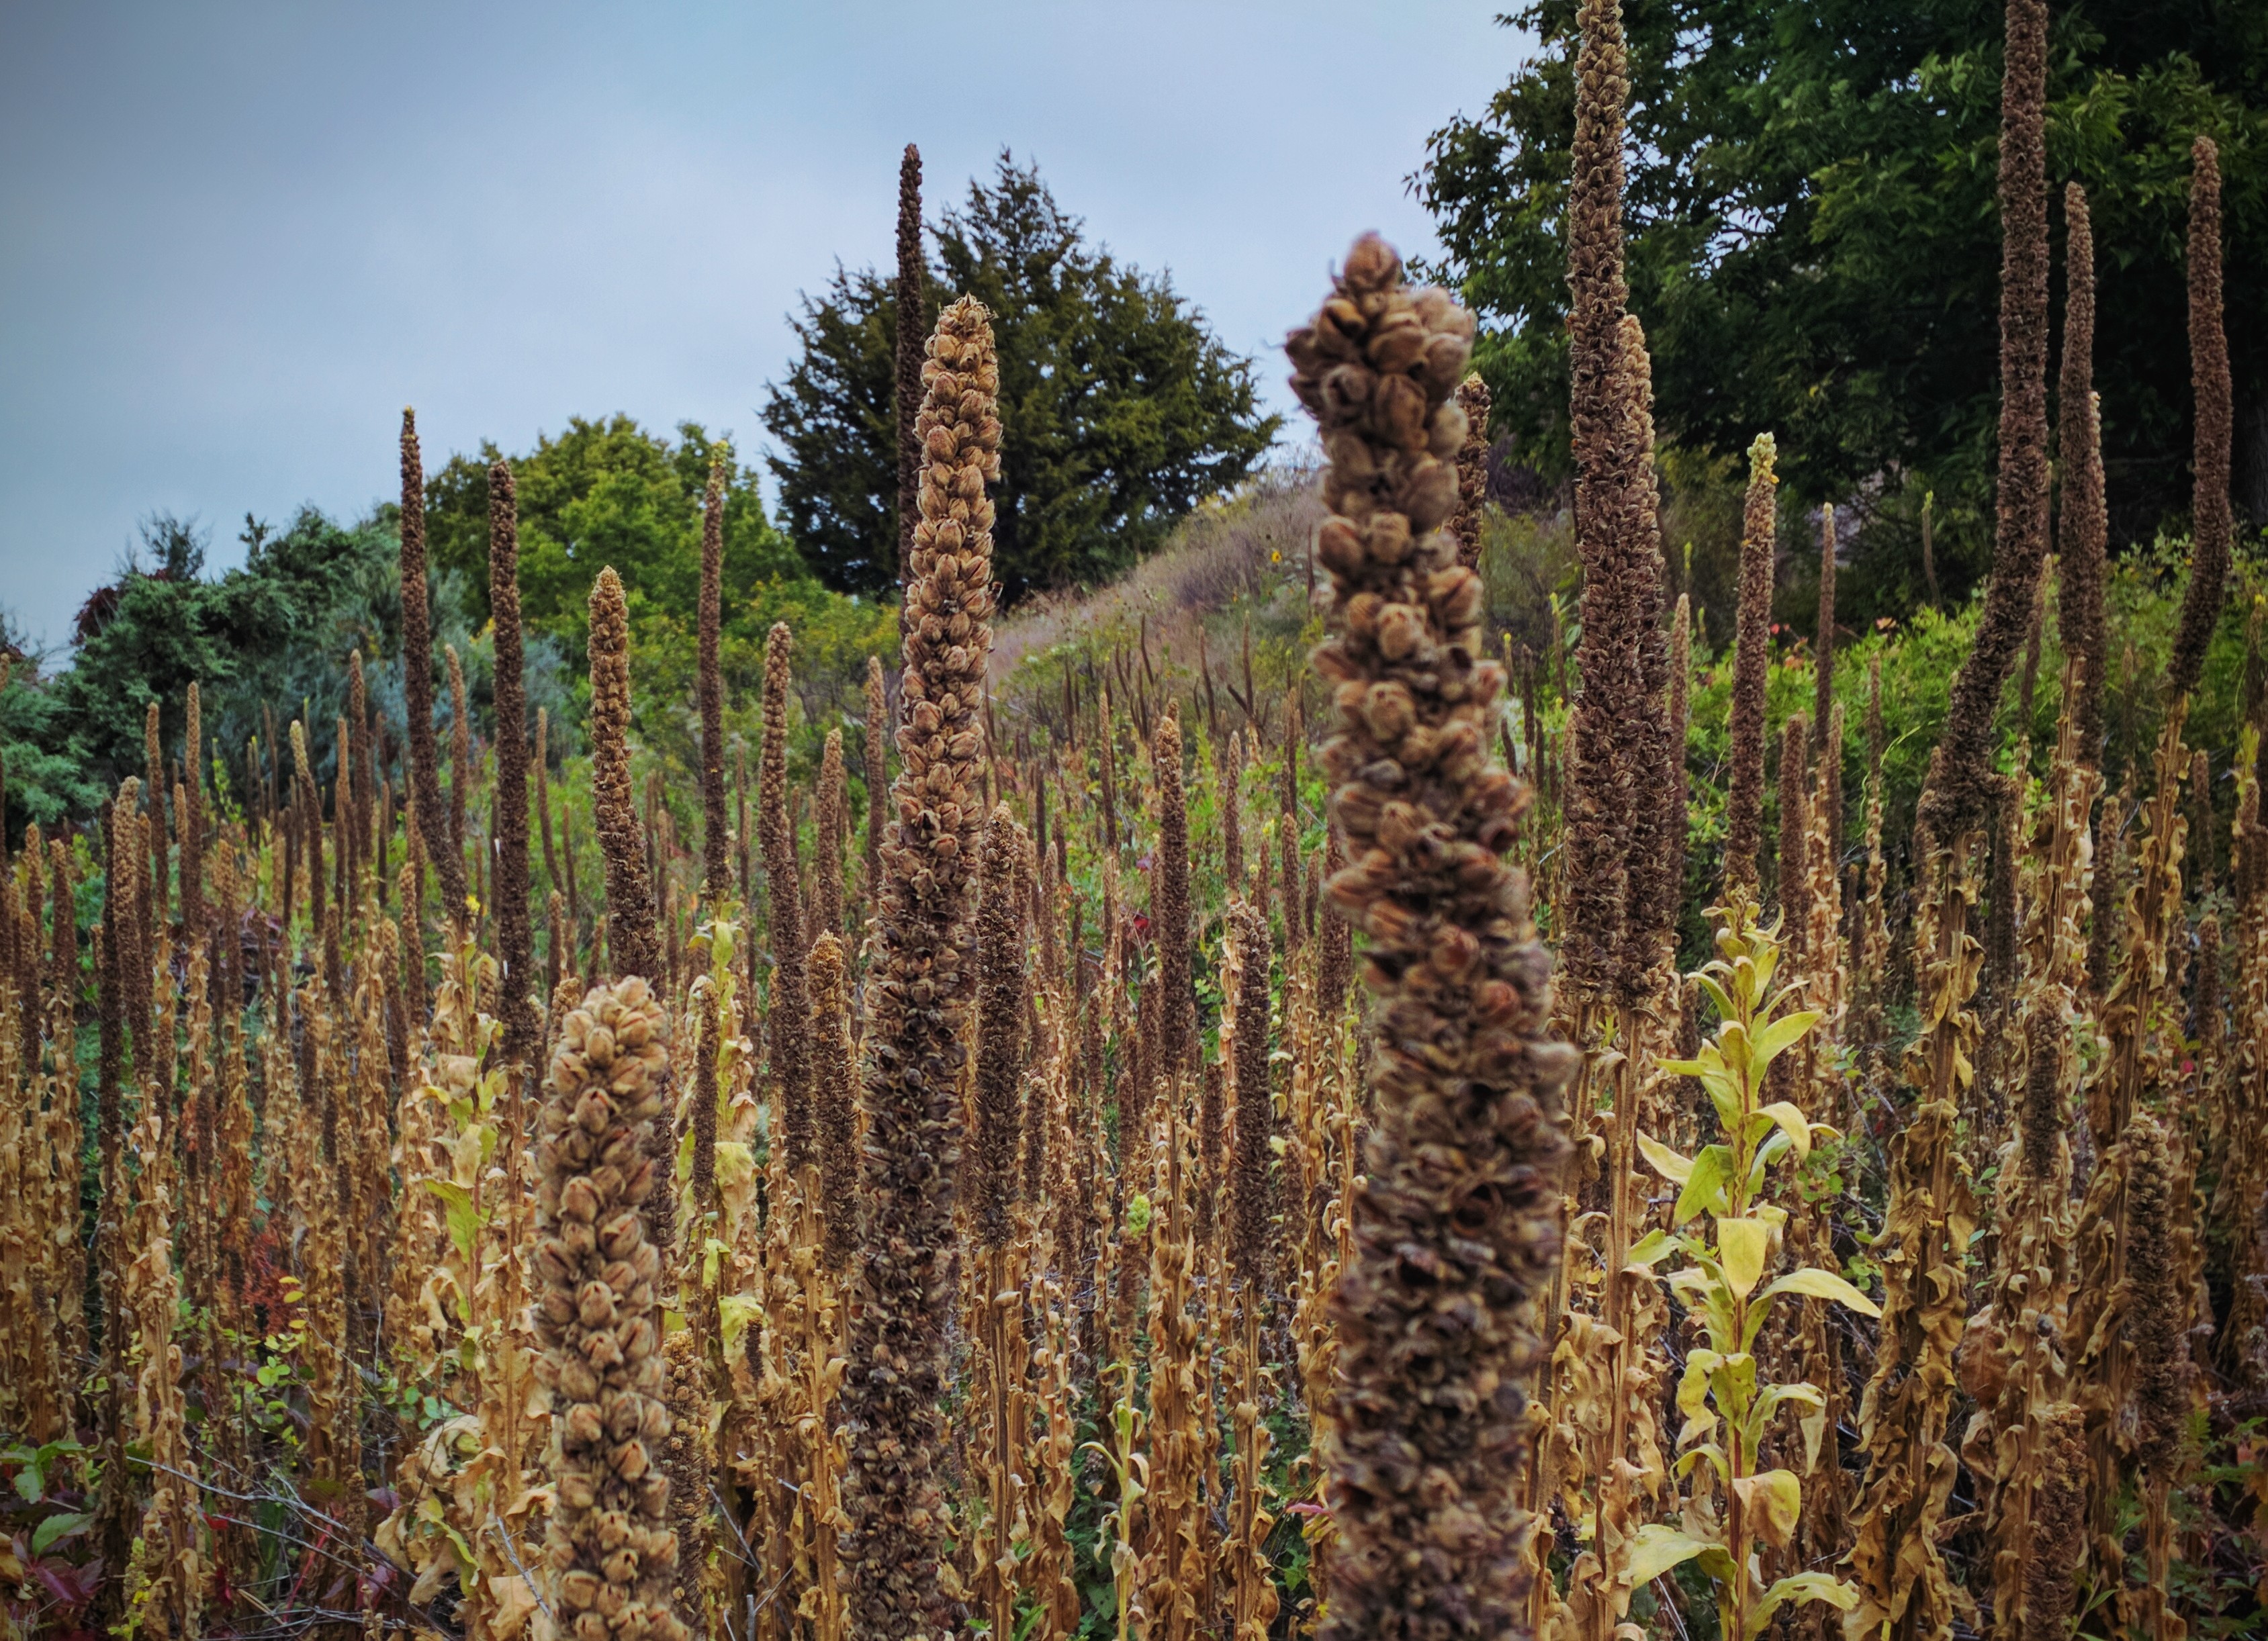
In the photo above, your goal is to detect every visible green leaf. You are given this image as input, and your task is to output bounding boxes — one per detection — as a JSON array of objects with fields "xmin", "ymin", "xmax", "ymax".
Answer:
[
  {"xmin": 1673, "ymin": 1146, "xmax": 1732, "ymax": 1227},
  {"xmin": 1748, "ymin": 1009, "xmax": 1821, "ymax": 1077},
  {"xmin": 1762, "ymin": 1266, "xmax": 1883, "ymax": 1317},
  {"xmin": 31, "ymin": 1510, "xmax": 91, "ymax": 1554},
  {"xmin": 1637, "ymin": 1131, "xmax": 1694, "ymax": 1184},
  {"xmin": 1627, "ymin": 1522, "xmax": 1717, "ymax": 1586},
  {"xmin": 1717, "ymin": 1217, "xmax": 1771, "ymax": 1299},
  {"xmin": 13, "ymin": 1462, "xmax": 44, "ymax": 1505},
  {"xmin": 1627, "ymin": 1228, "xmax": 1678, "ymax": 1268},
  {"xmin": 423, "ymin": 1178, "xmax": 482, "ymax": 1268},
  {"xmin": 1757, "ymin": 1100, "xmax": 1815, "ymax": 1161}
]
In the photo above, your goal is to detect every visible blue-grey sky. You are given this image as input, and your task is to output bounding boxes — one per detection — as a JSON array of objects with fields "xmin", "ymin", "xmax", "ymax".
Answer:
[{"xmin": 1, "ymin": 1, "xmax": 1529, "ymax": 649}]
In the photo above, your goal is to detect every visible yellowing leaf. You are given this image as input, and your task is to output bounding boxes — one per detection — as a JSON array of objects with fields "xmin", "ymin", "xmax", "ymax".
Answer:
[
  {"xmin": 1731, "ymin": 1467, "xmax": 1802, "ymax": 1549},
  {"xmin": 1762, "ymin": 1266, "xmax": 1882, "ymax": 1317},
  {"xmin": 1717, "ymin": 1217, "xmax": 1771, "ymax": 1299},
  {"xmin": 1627, "ymin": 1521, "xmax": 1717, "ymax": 1586},
  {"xmin": 1637, "ymin": 1131, "xmax": 1694, "ymax": 1183},
  {"xmin": 1750, "ymin": 1570, "xmax": 1860, "ymax": 1638},
  {"xmin": 1757, "ymin": 1100, "xmax": 1814, "ymax": 1161}
]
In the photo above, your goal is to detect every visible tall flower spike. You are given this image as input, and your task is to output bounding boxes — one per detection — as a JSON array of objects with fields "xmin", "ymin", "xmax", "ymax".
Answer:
[
  {"xmin": 1228, "ymin": 898, "xmax": 1274, "ymax": 1294},
  {"xmin": 1451, "ymin": 373, "xmax": 1493, "ymax": 571},
  {"xmin": 699, "ymin": 451, "xmax": 730, "ymax": 904},
  {"xmin": 1561, "ymin": 0, "xmax": 1642, "ymax": 998},
  {"xmin": 532, "ymin": 979, "xmax": 686, "ymax": 1641},
  {"xmin": 840, "ymin": 293, "xmax": 999, "ymax": 1641},
  {"xmin": 590, "ymin": 567, "xmax": 660, "ymax": 984},
  {"xmin": 1917, "ymin": 0, "xmax": 2050, "ymax": 842},
  {"xmin": 895, "ymin": 143, "xmax": 926, "ymax": 590},
  {"xmin": 2169, "ymin": 134, "xmax": 2230, "ymax": 700},
  {"xmin": 1613, "ymin": 312, "xmax": 1673, "ymax": 996},
  {"xmin": 1154, "ymin": 708, "xmax": 1193, "ymax": 1085},
  {"xmin": 399, "ymin": 412, "xmax": 460, "ymax": 921},
  {"xmin": 809, "ymin": 931, "xmax": 860, "ymax": 1266},
  {"xmin": 490, "ymin": 460, "xmax": 539, "ymax": 1072},
  {"xmin": 864, "ymin": 655, "xmax": 889, "ymax": 919},
  {"xmin": 2057, "ymin": 183, "xmax": 2108, "ymax": 764},
  {"xmin": 1288, "ymin": 232, "xmax": 1574, "ymax": 1641},
  {"xmin": 1814, "ymin": 504, "xmax": 1843, "ymax": 861},
  {"xmin": 760, "ymin": 623, "xmax": 811, "ymax": 1173},
  {"xmin": 817, "ymin": 728, "xmax": 848, "ymax": 941},
  {"xmin": 1726, "ymin": 434, "xmax": 1777, "ymax": 891},
  {"xmin": 971, "ymin": 805, "xmax": 1028, "ymax": 1253}
]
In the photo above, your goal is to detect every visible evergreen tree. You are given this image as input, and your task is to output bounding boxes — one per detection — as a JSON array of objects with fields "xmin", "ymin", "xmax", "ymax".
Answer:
[{"xmin": 764, "ymin": 152, "xmax": 1280, "ymax": 603}]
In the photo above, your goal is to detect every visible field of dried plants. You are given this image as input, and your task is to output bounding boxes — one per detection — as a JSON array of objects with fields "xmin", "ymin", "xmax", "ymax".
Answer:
[{"xmin": 2, "ymin": 2, "xmax": 2265, "ymax": 1639}]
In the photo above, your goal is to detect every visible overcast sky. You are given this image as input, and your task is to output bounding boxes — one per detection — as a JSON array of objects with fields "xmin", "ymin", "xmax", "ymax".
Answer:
[{"xmin": 1, "ymin": 1, "xmax": 1529, "ymax": 649}]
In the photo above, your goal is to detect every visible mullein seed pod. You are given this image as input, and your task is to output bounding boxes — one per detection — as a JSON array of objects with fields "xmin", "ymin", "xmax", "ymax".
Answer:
[
  {"xmin": 2058, "ymin": 185, "xmax": 2108, "ymax": 765},
  {"xmin": 817, "ymin": 729, "xmax": 848, "ymax": 942},
  {"xmin": 492, "ymin": 461, "xmax": 539, "ymax": 1073},
  {"xmin": 533, "ymin": 978, "xmax": 686, "ymax": 1641},
  {"xmin": 1451, "ymin": 373, "xmax": 1492, "ymax": 570},
  {"xmin": 865, "ymin": 656, "xmax": 889, "ymax": 919},
  {"xmin": 972, "ymin": 806, "xmax": 1028, "ymax": 1252},
  {"xmin": 1727, "ymin": 434, "xmax": 1776, "ymax": 892},
  {"xmin": 895, "ymin": 143, "xmax": 925, "ymax": 588},
  {"xmin": 1613, "ymin": 314, "xmax": 1674, "ymax": 996},
  {"xmin": 2169, "ymin": 134, "xmax": 2230, "ymax": 700},
  {"xmin": 400, "ymin": 410, "xmax": 463, "ymax": 919},
  {"xmin": 2022, "ymin": 1404, "xmax": 2087, "ymax": 1641},
  {"xmin": 2124, "ymin": 1113, "xmax": 2191, "ymax": 1476},
  {"xmin": 840, "ymin": 295, "xmax": 999, "ymax": 1641},
  {"xmin": 1228, "ymin": 898, "xmax": 1274, "ymax": 1295},
  {"xmin": 809, "ymin": 931, "xmax": 859, "ymax": 1266},
  {"xmin": 1287, "ymin": 233, "xmax": 1572, "ymax": 1641},
  {"xmin": 760, "ymin": 624, "xmax": 812, "ymax": 1172},
  {"xmin": 1154, "ymin": 710, "xmax": 1193, "ymax": 1085},
  {"xmin": 590, "ymin": 568, "xmax": 660, "ymax": 985},
  {"xmin": 1918, "ymin": 0, "xmax": 2050, "ymax": 842}
]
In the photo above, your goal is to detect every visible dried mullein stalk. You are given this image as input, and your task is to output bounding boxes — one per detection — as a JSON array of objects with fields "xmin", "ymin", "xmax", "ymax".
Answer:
[
  {"xmin": 699, "ymin": 452, "xmax": 731, "ymax": 904},
  {"xmin": 817, "ymin": 728, "xmax": 849, "ymax": 943},
  {"xmin": 895, "ymin": 144, "xmax": 927, "ymax": 588},
  {"xmin": 839, "ymin": 294, "xmax": 999, "ymax": 1641},
  {"xmin": 590, "ymin": 567, "xmax": 661, "ymax": 984},
  {"xmin": 864, "ymin": 655, "xmax": 888, "ymax": 919},
  {"xmin": 1917, "ymin": 0, "xmax": 2051, "ymax": 844},
  {"xmin": 1726, "ymin": 433, "xmax": 1776, "ymax": 892},
  {"xmin": 972, "ymin": 806, "xmax": 1028, "ymax": 1253},
  {"xmin": 533, "ymin": 978, "xmax": 686, "ymax": 1641},
  {"xmin": 1451, "ymin": 372, "xmax": 1492, "ymax": 570},
  {"xmin": 491, "ymin": 460, "xmax": 540, "ymax": 1072},
  {"xmin": 1287, "ymin": 232, "xmax": 1573, "ymax": 1641},
  {"xmin": 760, "ymin": 624, "xmax": 813, "ymax": 1173},
  {"xmin": 2058, "ymin": 183, "xmax": 2108, "ymax": 765},
  {"xmin": 809, "ymin": 931, "xmax": 860, "ymax": 1266},
  {"xmin": 2169, "ymin": 134, "xmax": 2230, "ymax": 700},
  {"xmin": 447, "ymin": 643, "xmax": 471, "ymax": 875}
]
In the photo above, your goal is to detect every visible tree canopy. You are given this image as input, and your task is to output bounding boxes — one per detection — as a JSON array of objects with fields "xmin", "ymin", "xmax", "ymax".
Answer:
[
  {"xmin": 763, "ymin": 152, "xmax": 1281, "ymax": 605},
  {"xmin": 424, "ymin": 416, "xmax": 804, "ymax": 653},
  {"xmin": 1422, "ymin": 0, "xmax": 2266, "ymax": 612}
]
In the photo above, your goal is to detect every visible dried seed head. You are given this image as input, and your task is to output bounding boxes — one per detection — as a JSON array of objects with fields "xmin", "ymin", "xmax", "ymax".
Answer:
[
  {"xmin": 840, "ymin": 294, "xmax": 998, "ymax": 1641},
  {"xmin": 2169, "ymin": 134, "xmax": 2230, "ymax": 701},
  {"xmin": 1919, "ymin": 0, "xmax": 2050, "ymax": 842},
  {"xmin": 2057, "ymin": 183, "xmax": 2108, "ymax": 765},
  {"xmin": 589, "ymin": 567, "xmax": 659, "ymax": 984},
  {"xmin": 536, "ymin": 978, "xmax": 684, "ymax": 1641},
  {"xmin": 1228, "ymin": 898, "xmax": 1275, "ymax": 1292},
  {"xmin": 1727, "ymin": 432, "xmax": 1777, "ymax": 891},
  {"xmin": 1292, "ymin": 233, "xmax": 1569, "ymax": 1641},
  {"xmin": 972, "ymin": 805, "xmax": 1028, "ymax": 1252},
  {"xmin": 2124, "ymin": 1113, "xmax": 2191, "ymax": 1476}
]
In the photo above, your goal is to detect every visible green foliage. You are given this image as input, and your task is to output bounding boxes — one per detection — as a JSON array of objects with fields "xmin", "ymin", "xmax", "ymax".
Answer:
[
  {"xmin": 1421, "ymin": 0, "xmax": 2268, "ymax": 613},
  {"xmin": 763, "ymin": 152, "xmax": 1280, "ymax": 605},
  {"xmin": 0, "ymin": 506, "xmax": 574, "ymax": 837},
  {"xmin": 1635, "ymin": 901, "xmax": 1872, "ymax": 1638},
  {"xmin": 422, "ymin": 416, "xmax": 805, "ymax": 654}
]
